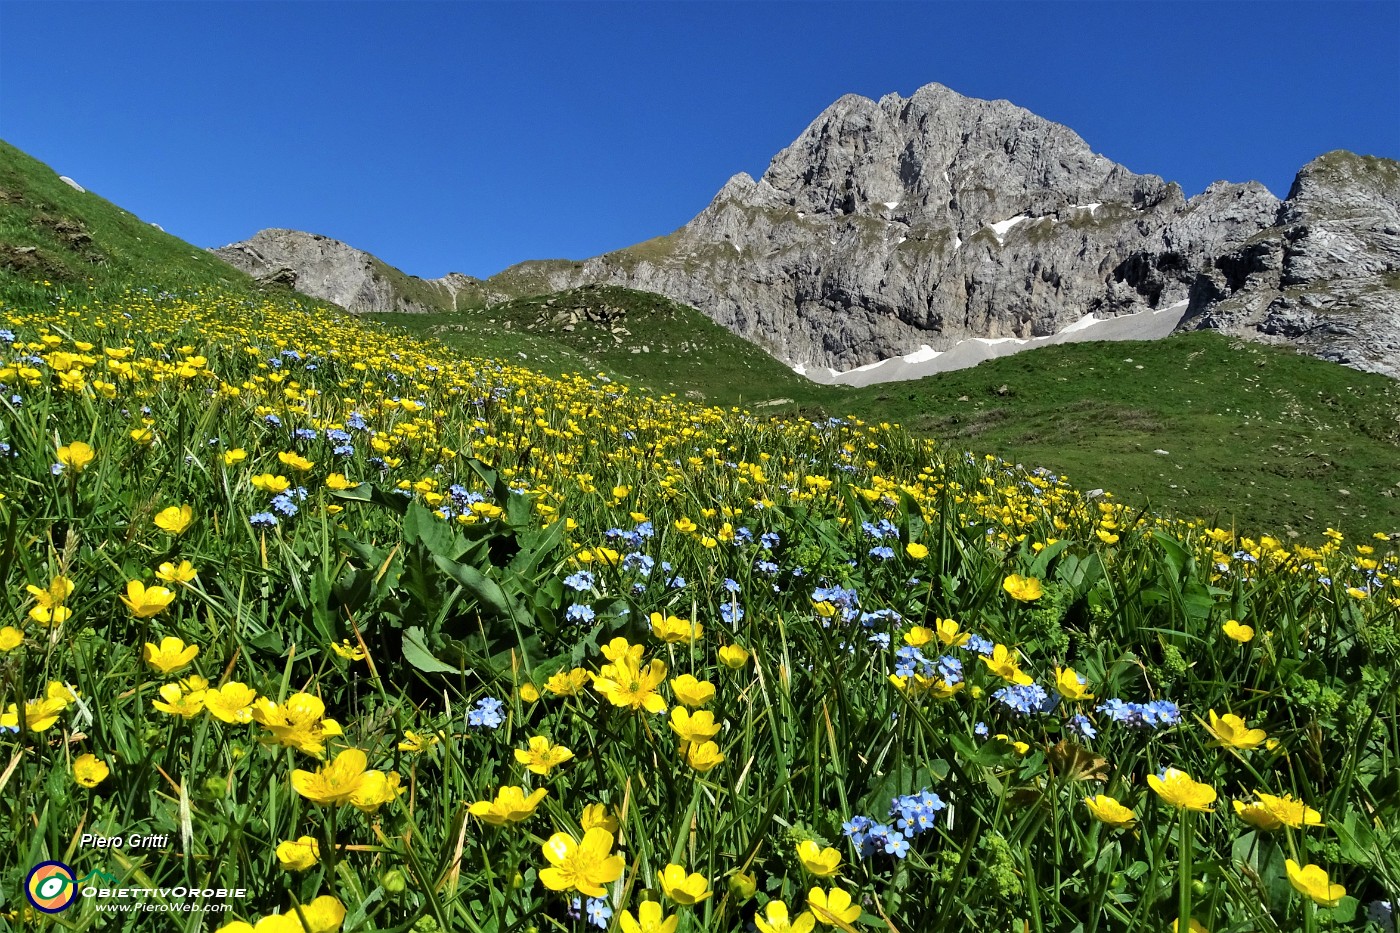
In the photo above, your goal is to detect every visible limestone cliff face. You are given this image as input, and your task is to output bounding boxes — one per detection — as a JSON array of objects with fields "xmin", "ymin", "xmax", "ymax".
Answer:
[
  {"xmin": 213, "ymin": 229, "xmax": 498, "ymax": 314},
  {"xmin": 1181, "ymin": 151, "xmax": 1400, "ymax": 379},
  {"xmin": 489, "ymin": 83, "xmax": 1280, "ymax": 369}
]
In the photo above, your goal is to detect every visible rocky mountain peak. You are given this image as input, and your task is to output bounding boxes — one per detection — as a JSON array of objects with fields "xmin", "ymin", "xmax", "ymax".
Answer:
[{"xmin": 214, "ymin": 83, "xmax": 1394, "ymax": 379}]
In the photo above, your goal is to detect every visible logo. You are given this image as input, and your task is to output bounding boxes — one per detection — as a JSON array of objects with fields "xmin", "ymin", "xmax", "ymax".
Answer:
[{"xmin": 25, "ymin": 861, "xmax": 77, "ymax": 913}]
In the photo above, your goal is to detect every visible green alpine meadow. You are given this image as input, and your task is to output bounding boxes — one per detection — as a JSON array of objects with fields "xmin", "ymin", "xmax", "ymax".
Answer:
[{"xmin": 2, "ymin": 40, "xmax": 1399, "ymax": 933}]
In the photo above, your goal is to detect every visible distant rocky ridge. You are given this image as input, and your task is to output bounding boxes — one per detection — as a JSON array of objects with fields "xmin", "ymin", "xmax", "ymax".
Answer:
[
  {"xmin": 213, "ymin": 230, "xmax": 499, "ymax": 314},
  {"xmin": 214, "ymin": 83, "xmax": 1399, "ymax": 379}
]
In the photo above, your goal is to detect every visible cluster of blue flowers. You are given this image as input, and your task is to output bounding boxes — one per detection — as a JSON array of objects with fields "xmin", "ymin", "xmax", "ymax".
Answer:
[
  {"xmin": 843, "ymin": 789, "xmax": 947, "ymax": 860},
  {"xmin": 992, "ymin": 682, "xmax": 1052, "ymax": 715},
  {"xmin": 433, "ymin": 484, "xmax": 489, "ymax": 522},
  {"xmin": 604, "ymin": 521, "xmax": 654, "ymax": 549},
  {"xmin": 249, "ymin": 485, "xmax": 308, "ymax": 528},
  {"xmin": 466, "ymin": 696, "xmax": 505, "ymax": 729},
  {"xmin": 892, "ymin": 646, "xmax": 963, "ymax": 685},
  {"xmin": 563, "ymin": 571, "xmax": 595, "ymax": 592},
  {"xmin": 1096, "ymin": 698, "xmax": 1181, "ymax": 728}
]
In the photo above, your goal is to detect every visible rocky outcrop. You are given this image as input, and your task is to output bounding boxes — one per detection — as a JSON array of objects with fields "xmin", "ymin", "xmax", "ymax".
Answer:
[
  {"xmin": 212, "ymin": 229, "xmax": 500, "ymax": 314},
  {"xmin": 488, "ymin": 83, "xmax": 1281, "ymax": 370},
  {"xmin": 1180, "ymin": 152, "xmax": 1400, "ymax": 378}
]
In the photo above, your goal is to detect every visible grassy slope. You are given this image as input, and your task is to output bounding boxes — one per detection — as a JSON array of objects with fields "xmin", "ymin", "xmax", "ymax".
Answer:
[
  {"xmin": 834, "ymin": 333, "xmax": 1400, "ymax": 537},
  {"xmin": 371, "ymin": 285, "xmax": 827, "ymax": 408},
  {"xmin": 0, "ymin": 139, "xmax": 253, "ymax": 301},
  {"xmin": 3, "ymin": 139, "xmax": 1396, "ymax": 538}
]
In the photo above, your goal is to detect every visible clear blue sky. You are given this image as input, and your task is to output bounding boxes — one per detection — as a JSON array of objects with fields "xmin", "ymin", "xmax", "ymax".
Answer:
[{"xmin": 3, "ymin": 2, "xmax": 1397, "ymax": 280}]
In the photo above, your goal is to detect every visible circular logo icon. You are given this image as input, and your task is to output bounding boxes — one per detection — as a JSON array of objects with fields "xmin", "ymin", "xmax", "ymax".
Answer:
[{"xmin": 25, "ymin": 861, "xmax": 78, "ymax": 913}]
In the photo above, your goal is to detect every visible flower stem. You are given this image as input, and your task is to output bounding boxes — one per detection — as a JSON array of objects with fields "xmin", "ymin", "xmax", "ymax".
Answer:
[{"xmin": 1178, "ymin": 810, "xmax": 1193, "ymax": 933}]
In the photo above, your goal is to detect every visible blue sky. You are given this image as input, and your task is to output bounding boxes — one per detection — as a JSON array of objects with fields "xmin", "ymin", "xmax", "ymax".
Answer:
[{"xmin": 3, "ymin": 2, "xmax": 1396, "ymax": 280}]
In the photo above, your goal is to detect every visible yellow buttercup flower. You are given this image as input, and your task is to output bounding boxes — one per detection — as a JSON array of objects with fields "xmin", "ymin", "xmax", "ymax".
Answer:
[
  {"xmin": 544, "ymin": 668, "xmax": 591, "ymax": 696},
  {"xmin": 0, "ymin": 696, "xmax": 68, "ymax": 732},
  {"xmin": 905, "ymin": 541, "xmax": 929, "ymax": 559},
  {"xmin": 1171, "ymin": 921, "xmax": 1210, "ymax": 933},
  {"xmin": 796, "ymin": 839, "xmax": 842, "ymax": 877},
  {"xmin": 1205, "ymin": 710, "xmax": 1267, "ymax": 750},
  {"xmin": 329, "ymin": 639, "xmax": 366, "ymax": 661},
  {"xmin": 1232, "ymin": 798, "xmax": 1282, "ymax": 830},
  {"xmin": 593, "ymin": 653, "xmax": 668, "ymax": 713},
  {"xmin": 155, "ymin": 560, "xmax": 198, "ymax": 584},
  {"xmin": 756, "ymin": 901, "xmax": 816, "ymax": 933},
  {"xmin": 152, "ymin": 682, "xmax": 207, "ymax": 719},
  {"xmin": 469, "ymin": 785, "xmax": 548, "ymax": 825},
  {"xmin": 0, "ymin": 626, "xmax": 25, "ymax": 652},
  {"xmin": 684, "ymin": 740, "xmax": 725, "ymax": 772},
  {"xmin": 153, "ymin": 504, "xmax": 194, "ymax": 535},
  {"xmin": 1256, "ymin": 792, "xmax": 1322, "ymax": 829},
  {"xmin": 980, "ymin": 644, "xmax": 1033, "ymax": 685},
  {"xmin": 807, "ymin": 885, "xmax": 861, "ymax": 927},
  {"xmin": 514, "ymin": 735, "xmax": 575, "ymax": 775},
  {"xmin": 73, "ymin": 753, "xmax": 110, "ymax": 788},
  {"xmin": 903, "ymin": 625, "xmax": 933, "ymax": 647},
  {"xmin": 670, "ymin": 674, "xmax": 715, "ymax": 708},
  {"xmin": 222, "ymin": 448, "xmax": 248, "ymax": 466},
  {"xmin": 56, "ymin": 441, "xmax": 95, "ymax": 472},
  {"xmin": 398, "ymin": 730, "xmax": 440, "ymax": 754},
  {"xmin": 1285, "ymin": 859, "xmax": 1346, "ymax": 907},
  {"xmin": 1054, "ymin": 666, "xmax": 1094, "ymax": 701},
  {"xmin": 718, "ymin": 643, "xmax": 750, "ymax": 669},
  {"xmin": 933, "ymin": 617, "xmax": 970, "ymax": 648},
  {"xmin": 143, "ymin": 635, "xmax": 198, "ymax": 673},
  {"xmin": 275, "ymin": 836, "xmax": 320, "ymax": 871},
  {"xmin": 670, "ymin": 708, "xmax": 722, "ymax": 748},
  {"xmin": 539, "ymin": 828, "xmax": 625, "ymax": 897},
  {"xmin": 324, "ymin": 472, "xmax": 357, "ymax": 490},
  {"xmin": 580, "ymin": 803, "xmax": 620, "ymax": 834},
  {"xmin": 25, "ymin": 574, "xmax": 75, "ymax": 625},
  {"xmin": 1147, "ymin": 768, "xmax": 1217, "ymax": 812},
  {"xmin": 1083, "ymin": 794, "xmax": 1136, "ymax": 828},
  {"xmin": 278, "ymin": 451, "xmax": 314, "ymax": 473},
  {"xmin": 619, "ymin": 901, "xmax": 679, "ymax": 933},
  {"xmin": 659, "ymin": 864, "xmax": 712, "ymax": 905},
  {"xmin": 292, "ymin": 748, "xmax": 384, "ymax": 807},
  {"xmin": 1002, "ymin": 574, "xmax": 1044, "ymax": 601},
  {"xmin": 252, "ymin": 473, "xmax": 291, "ymax": 494},
  {"xmin": 650, "ymin": 611, "xmax": 701, "ymax": 644},
  {"xmin": 203, "ymin": 682, "xmax": 258, "ymax": 724},
  {"xmin": 994, "ymin": 733, "xmax": 1031, "ymax": 755},
  {"xmin": 251, "ymin": 693, "xmax": 343, "ymax": 757},
  {"xmin": 1221, "ymin": 619, "xmax": 1254, "ymax": 643},
  {"xmin": 130, "ymin": 427, "xmax": 155, "ymax": 446}
]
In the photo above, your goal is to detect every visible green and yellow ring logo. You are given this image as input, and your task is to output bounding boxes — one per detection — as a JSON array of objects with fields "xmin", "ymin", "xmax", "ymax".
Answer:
[{"xmin": 25, "ymin": 861, "xmax": 78, "ymax": 913}]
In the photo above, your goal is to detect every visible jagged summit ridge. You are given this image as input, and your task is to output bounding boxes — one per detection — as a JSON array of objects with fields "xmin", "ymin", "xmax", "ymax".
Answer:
[{"xmin": 480, "ymin": 81, "xmax": 1283, "ymax": 370}]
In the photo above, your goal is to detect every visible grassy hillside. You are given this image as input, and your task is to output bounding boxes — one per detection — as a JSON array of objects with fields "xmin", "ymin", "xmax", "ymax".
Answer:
[
  {"xmin": 371, "ymin": 285, "xmax": 827, "ymax": 408},
  {"xmin": 0, "ymin": 139, "xmax": 253, "ymax": 302},
  {"xmin": 835, "ymin": 334, "xmax": 1400, "ymax": 538}
]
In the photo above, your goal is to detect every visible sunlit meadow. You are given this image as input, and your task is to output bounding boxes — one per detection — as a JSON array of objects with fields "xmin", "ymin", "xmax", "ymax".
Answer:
[{"xmin": 1, "ymin": 286, "xmax": 1397, "ymax": 932}]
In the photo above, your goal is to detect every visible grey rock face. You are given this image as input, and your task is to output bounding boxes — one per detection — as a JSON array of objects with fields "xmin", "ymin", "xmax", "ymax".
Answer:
[
  {"xmin": 490, "ymin": 83, "xmax": 1280, "ymax": 370},
  {"xmin": 212, "ymin": 229, "xmax": 496, "ymax": 314},
  {"xmin": 1181, "ymin": 152, "xmax": 1400, "ymax": 379}
]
